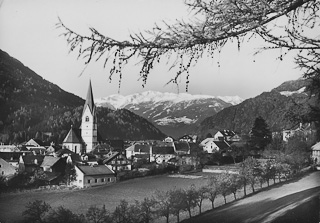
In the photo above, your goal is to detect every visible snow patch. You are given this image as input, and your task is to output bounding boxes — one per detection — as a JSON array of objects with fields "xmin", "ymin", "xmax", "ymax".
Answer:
[
  {"xmin": 280, "ymin": 87, "xmax": 306, "ymax": 97},
  {"xmin": 155, "ymin": 116, "xmax": 197, "ymax": 125}
]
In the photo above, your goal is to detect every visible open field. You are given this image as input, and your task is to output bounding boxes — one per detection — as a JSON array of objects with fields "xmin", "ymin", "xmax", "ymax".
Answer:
[
  {"xmin": 2, "ymin": 171, "xmax": 318, "ymax": 223},
  {"xmin": 0, "ymin": 173, "xmax": 211, "ymax": 223}
]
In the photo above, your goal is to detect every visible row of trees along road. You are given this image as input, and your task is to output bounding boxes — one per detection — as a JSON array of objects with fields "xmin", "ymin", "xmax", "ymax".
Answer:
[
  {"xmin": 58, "ymin": 0, "xmax": 320, "ymax": 141},
  {"xmin": 22, "ymin": 156, "xmax": 309, "ymax": 223}
]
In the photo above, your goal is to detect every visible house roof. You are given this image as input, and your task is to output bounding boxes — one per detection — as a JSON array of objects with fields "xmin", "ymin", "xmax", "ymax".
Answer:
[
  {"xmin": 82, "ymin": 80, "xmax": 95, "ymax": 115},
  {"xmin": 213, "ymin": 141, "xmax": 230, "ymax": 150},
  {"xmin": 174, "ymin": 142, "xmax": 190, "ymax": 152},
  {"xmin": 0, "ymin": 145, "xmax": 20, "ymax": 152},
  {"xmin": 77, "ymin": 165, "xmax": 114, "ymax": 176},
  {"xmin": 102, "ymin": 151, "xmax": 120, "ymax": 164},
  {"xmin": 26, "ymin": 138, "xmax": 44, "ymax": 147},
  {"xmin": 312, "ymin": 142, "xmax": 320, "ymax": 151},
  {"xmin": 91, "ymin": 144, "xmax": 112, "ymax": 154},
  {"xmin": 21, "ymin": 155, "xmax": 44, "ymax": 165},
  {"xmin": 152, "ymin": 146, "xmax": 175, "ymax": 154},
  {"xmin": 56, "ymin": 148, "xmax": 75, "ymax": 156},
  {"xmin": 40, "ymin": 156, "xmax": 61, "ymax": 167},
  {"xmin": 217, "ymin": 130, "xmax": 236, "ymax": 137},
  {"xmin": 134, "ymin": 144, "xmax": 151, "ymax": 153},
  {"xmin": 63, "ymin": 127, "xmax": 83, "ymax": 144}
]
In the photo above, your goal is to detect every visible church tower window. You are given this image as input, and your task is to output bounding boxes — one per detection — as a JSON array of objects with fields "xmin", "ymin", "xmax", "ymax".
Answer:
[{"xmin": 85, "ymin": 116, "xmax": 89, "ymax": 122}]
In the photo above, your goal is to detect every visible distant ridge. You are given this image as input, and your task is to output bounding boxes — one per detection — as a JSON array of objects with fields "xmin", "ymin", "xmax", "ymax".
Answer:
[{"xmin": 96, "ymin": 91, "xmax": 243, "ymax": 138}]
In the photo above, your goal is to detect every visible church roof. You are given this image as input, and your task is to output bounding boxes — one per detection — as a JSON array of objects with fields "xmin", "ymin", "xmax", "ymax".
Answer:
[
  {"xmin": 63, "ymin": 127, "xmax": 83, "ymax": 144},
  {"xmin": 82, "ymin": 80, "xmax": 95, "ymax": 115}
]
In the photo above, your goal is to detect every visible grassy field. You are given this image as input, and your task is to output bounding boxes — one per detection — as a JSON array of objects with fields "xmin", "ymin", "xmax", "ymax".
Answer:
[{"xmin": 0, "ymin": 173, "xmax": 212, "ymax": 223}]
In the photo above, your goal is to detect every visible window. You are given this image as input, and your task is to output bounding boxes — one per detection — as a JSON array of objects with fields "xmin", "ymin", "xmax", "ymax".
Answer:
[
  {"xmin": 2, "ymin": 171, "xmax": 4, "ymax": 175},
  {"xmin": 95, "ymin": 179, "xmax": 98, "ymax": 183},
  {"xmin": 79, "ymin": 180, "xmax": 82, "ymax": 183},
  {"xmin": 88, "ymin": 179, "xmax": 91, "ymax": 184},
  {"xmin": 0, "ymin": 164, "xmax": 2, "ymax": 168},
  {"xmin": 101, "ymin": 178, "xmax": 105, "ymax": 182},
  {"xmin": 85, "ymin": 116, "xmax": 89, "ymax": 122}
]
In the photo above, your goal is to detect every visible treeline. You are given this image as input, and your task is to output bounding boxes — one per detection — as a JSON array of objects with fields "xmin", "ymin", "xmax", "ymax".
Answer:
[{"xmin": 21, "ymin": 155, "xmax": 310, "ymax": 223}]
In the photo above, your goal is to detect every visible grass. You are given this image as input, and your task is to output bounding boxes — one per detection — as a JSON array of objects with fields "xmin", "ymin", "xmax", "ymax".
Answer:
[{"xmin": 0, "ymin": 173, "xmax": 209, "ymax": 223}]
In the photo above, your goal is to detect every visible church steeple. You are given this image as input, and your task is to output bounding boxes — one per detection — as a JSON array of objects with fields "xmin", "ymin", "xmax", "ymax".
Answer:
[
  {"xmin": 83, "ymin": 80, "xmax": 95, "ymax": 115},
  {"xmin": 81, "ymin": 80, "xmax": 98, "ymax": 153}
]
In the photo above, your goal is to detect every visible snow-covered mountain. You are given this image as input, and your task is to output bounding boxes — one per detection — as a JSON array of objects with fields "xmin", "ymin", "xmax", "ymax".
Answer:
[{"xmin": 96, "ymin": 91, "xmax": 243, "ymax": 138}]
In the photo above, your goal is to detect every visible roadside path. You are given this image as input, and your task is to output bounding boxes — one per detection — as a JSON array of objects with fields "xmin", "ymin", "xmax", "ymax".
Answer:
[{"xmin": 182, "ymin": 171, "xmax": 320, "ymax": 223}]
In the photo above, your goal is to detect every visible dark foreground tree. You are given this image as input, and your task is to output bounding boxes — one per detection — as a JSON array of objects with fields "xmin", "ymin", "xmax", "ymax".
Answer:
[
  {"xmin": 22, "ymin": 200, "xmax": 51, "ymax": 223},
  {"xmin": 58, "ymin": 0, "xmax": 320, "ymax": 137},
  {"xmin": 250, "ymin": 116, "xmax": 272, "ymax": 150}
]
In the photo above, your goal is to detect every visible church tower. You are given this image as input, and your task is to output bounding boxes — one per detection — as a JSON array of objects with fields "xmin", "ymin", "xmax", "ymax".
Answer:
[{"xmin": 81, "ymin": 80, "xmax": 98, "ymax": 153}]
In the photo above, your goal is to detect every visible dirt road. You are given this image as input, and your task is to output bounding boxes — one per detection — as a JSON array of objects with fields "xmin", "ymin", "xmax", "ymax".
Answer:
[{"xmin": 183, "ymin": 171, "xmax": 320, "ymax": 223}]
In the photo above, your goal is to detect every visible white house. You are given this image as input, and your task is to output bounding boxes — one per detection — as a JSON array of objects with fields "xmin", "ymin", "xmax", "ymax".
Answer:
[
  {"xmin": 200, "ymin": 138, "xmax": 230, "ymax": 154},
  {"xmin": 73, "ymin": 164, "xmax": 116, "ymax": 188},
  {"xmin": 311, "ymin": 142, "xmax": 320, "ymax": 165},
  {"xmin": 0, "ymin": 158, "xmax": 17, "ymax": 177}
]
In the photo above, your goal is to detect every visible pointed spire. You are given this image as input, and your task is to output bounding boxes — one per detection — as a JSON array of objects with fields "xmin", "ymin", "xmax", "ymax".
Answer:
[{"xmin": 83, "ymin": 80, "xmax": 95, "ymax": 114}]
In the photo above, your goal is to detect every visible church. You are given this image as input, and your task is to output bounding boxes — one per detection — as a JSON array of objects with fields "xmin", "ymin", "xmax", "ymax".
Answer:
[{"xmin": 62, "ymin": 80, "xmax": 98, "ymax": 154}]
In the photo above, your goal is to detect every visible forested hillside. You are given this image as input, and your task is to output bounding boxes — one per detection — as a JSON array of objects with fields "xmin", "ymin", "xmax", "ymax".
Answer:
[
  {"xmin": 196, "ymin": 78, "xmax": 312, "ymax": 137},
  {"xmin": 0, "ymin": 49, "xmax": 165, "ymax": 144}
]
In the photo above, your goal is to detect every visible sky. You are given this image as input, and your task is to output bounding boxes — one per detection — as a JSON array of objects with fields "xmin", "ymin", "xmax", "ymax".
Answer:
[{"xmin": 0, "ymin": 0, "xmax": 304, "ymax": 100}]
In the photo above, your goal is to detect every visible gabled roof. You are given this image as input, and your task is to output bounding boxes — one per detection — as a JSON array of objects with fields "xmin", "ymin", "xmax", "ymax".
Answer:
[
  {"xmin": 134, "ymin": 144, "xmax": 151, "ymax": 153},
  {"xmin": 21, "ymin": 155, "xmax": 44, "ymax": 165},
  {"xmin": 40, "ymin": 156, "xmax": 61, "ymax": 168},
  {"xmin": 102, "ymin": 151, "xmax": 120, "ymax": 164},
  {"xmin": 174, "ymin": 141, "xmax": 190, "ymax": 152},
  {"xmin": 312, "ymin": 142, "xmax": 320, "ymax": 151},
  {"xmin": 91, "ymin": 144, "xmax": 112, "ymax": 154},
  {"xmin": 82, "ymin": 80, "xmax": 95, "ymax": 115},
  {"xmin": 63, "ymin": 127, "xmax": 83, "ymax": 144},
  {"xmin": 56, "ymin": 148, "xmax": 75, "ymax": 157},
  {"xmin": 216, "ymin": 130, "xmax": 236, "ymax": 137},
  {"xmin": 213, "ymin": 141, "xmax": 230, "ymax": 150},
  {"xmin": 76, "ymin": 165, "xmax": 114, "ymax": 176},
  {"xmin": 152, "ymin": 146, "xmax": 175, "ymax": 154},
  {"xmin": 26, "ymin": 138, "xmax": 44, "ymax": 147}
]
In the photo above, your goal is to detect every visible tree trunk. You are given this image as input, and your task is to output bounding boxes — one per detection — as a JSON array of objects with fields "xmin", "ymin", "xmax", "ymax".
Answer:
[
  {"xmin": 223, "ymin": 195, "xmax": 227, "ymax": 204},
  {"xmin": 233, "ymin": 192, "xmax": 237, "ymax": 200},
  {"xmin": 251, "ymin": 184, "xmax": 255, "ymax": 193},
  {"xmin": 176, "ymin": 213, "xmax": 180, "ymax": 223},
  {"xmin": 188, "ymin": 209, "xmax": 192, "ymax": 218},
  {"xmin": 198, "ymin": 204, "xmax": 202, "ymax": 214},
  {"xmin": 267, "ymin": 179, "xmax": 270, "ymax": 187},
  {"xmin": 243, "ymin": 184, "xmax": 247, "ymax": 196},
  {"xmin": 211, "ymin": 200, "xmax": 215, "ymax": 209}
]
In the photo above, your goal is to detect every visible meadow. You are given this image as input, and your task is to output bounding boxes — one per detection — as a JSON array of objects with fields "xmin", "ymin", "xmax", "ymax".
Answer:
[{"xmin": 0, "ymin": 173, "xmax": 214, "ymax": 223}]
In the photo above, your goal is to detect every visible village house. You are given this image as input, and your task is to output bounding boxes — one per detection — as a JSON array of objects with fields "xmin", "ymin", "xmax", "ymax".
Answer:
[
  {"xmin": 72, "ymin": 164, "xmax": 116, "ymax": 188},
  {"xmin": 174, "ymin": 141, "xmax": 190, "ymax": 155},
  {"xmin": 200, "ymin": 138, "xmax": 230, "ymax": 154},
  {"xmin": 214, "ymin": 130, "xmax": 240, "ymax": 141},
  {"xmin": 103, "ymin": 151, "xmax": 132, "ymax": 172},
  {"xmin": 282, "ymin": 123, "xmax": 313, "ymax": 142},
  {"xmin": 311, "ymin": 142, "xmax": 320, "ymax": 165},
  {"xmin": 19, "ymin": 155, "xmax": 44, "ymax": 173},
  {"xmin": 0, "ymin": 158, "xmax": 17, "ymax": 178}
]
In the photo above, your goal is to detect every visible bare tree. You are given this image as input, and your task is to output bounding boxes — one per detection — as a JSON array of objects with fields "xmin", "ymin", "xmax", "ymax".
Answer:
[{"xmin": 57, "ymin": 0, "xmax": 319, "ymax": 90}]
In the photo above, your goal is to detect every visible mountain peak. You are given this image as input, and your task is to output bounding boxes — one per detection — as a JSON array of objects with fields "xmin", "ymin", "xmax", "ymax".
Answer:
[{"xmin": 95, "ymin": 91, "xmax": 243, "ymax": 109}]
